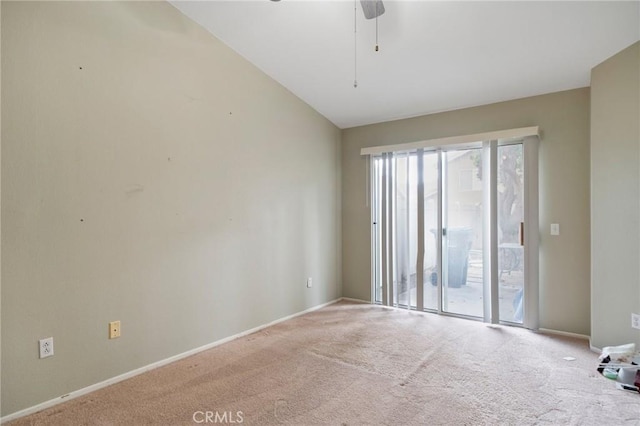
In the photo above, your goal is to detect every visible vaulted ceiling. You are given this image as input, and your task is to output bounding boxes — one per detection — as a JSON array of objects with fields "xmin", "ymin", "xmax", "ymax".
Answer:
[{"xmin": 170, "ymin": 1, "xmax": 640, "ymax": 129}]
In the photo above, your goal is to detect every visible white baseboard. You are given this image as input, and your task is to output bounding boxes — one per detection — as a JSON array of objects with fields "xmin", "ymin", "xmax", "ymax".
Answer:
[
  {"xmin": 1, "ymin": 298, "xmax": 341, "ymax": 424},
  {"xmin": 538, "ymin": 327, "xmax": 591, "ymax": 341},
  {"xmin": 340, "ymin": 304, "xmax": 594, "ymax": 345},
  {"xmin": 589, "ymin": 343, "xmax": 602, "ymax": 353},
  {"xmin": 340, "ymin": 297, "xmax": 370, "ymax": 304}
]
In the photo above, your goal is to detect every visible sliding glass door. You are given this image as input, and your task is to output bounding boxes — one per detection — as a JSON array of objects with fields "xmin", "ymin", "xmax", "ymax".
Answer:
[
  {"xmin": 371, "ymin": 139, "xmax": 537, "ymax": 327},
  {"xmin": 442, "ymin": 148, "xmax": 484, "ymax": 318}
]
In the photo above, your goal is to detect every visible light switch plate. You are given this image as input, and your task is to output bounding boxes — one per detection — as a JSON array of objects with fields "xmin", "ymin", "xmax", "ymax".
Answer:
[
  {"xmin": 632, "ymin": 313, "xmax": 640, "ymax": 330},
  {"xmin": 550, "ymin": 223, "xmax": 560, "ymax": 235}
]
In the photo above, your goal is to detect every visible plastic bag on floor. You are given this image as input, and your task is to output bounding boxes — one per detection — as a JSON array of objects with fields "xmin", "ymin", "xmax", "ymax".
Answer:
[{"xmin": 597, "ymin": 343, "xmax": 640, "ymax": 393}]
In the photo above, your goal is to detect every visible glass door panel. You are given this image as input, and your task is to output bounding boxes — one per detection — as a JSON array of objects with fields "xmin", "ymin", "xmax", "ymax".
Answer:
[
  {"xmin": 372, "ymin": 157, "xmax": 383, "ymax": 304},
  {"xmin": 442, "ymin": 149, "xmax": 483, "ymax": 318},
  {"xmin": 422, "ymin": 151, "xmax": 439, "ymax": 311},
  {"xmin": 394, "ymin": 152, "xmax": 412, "ymax": 307},
  {"xmin": 497, "ymin": 143, "xmax": 524, "ymax": 323},
  {"xmin": 407, "ymin": 154, "xmax": 419, "ymax": 309}
]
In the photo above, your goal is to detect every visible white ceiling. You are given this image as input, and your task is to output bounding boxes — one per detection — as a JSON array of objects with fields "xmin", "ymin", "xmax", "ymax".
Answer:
[{"xmin": 170, "ymin": 1, "xmax": 640, "ymax": 129}]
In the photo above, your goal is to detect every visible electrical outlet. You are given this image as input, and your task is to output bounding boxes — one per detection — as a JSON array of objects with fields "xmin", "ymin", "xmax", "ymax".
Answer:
[
  {"xmin": 307, "ymin": 277, "xmax": 313, "ymax": 288},
  {"xmin": 39, "ymin": 337, "xmax": 54, "ymax": 359},
  {"xmin": 109, "ymin": 321, "xmax": 121, "ymax": 339},
  {"xmin": 632, "ymin": 313, "xmax": 640, "ymax": 330}
]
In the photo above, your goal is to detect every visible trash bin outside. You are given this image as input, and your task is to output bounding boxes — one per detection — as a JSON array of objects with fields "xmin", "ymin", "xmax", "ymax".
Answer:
[
  {"xmin": 447, "ymin": 227, "xmax": 473, "ymax": 288},
  {"xmin": 430, "ymin": 227, "xmax": 473, "ymax": 288}
]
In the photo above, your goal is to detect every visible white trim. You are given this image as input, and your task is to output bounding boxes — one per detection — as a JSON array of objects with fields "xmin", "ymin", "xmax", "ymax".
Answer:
[
  {"xmin": 381, "ymin": 153, "xmax": 389, "ymax": 306},
  {"xmin": 436, "ymin": 150, "xmax": 443, "ymax": 313},
  {"xmin": 340, "ymin": 297, "xmax": 370, "ymax": 304},
  {"xmin": 0, "ymin": 298, "xmax": 341, "ymax": 424},
  {"xmin": 482, "ymin": 142, "xmax": 491, "ymax": 321},
  {"xmin": 415, "ymin": 149, "xmax": 425, "ymax": 311},
  {"xmin": 537, "ymin": 327, "xmax": 590, "ymax": 341},
  {"xmin": 365, "ymin": 305, "xmax": 591, "ymax": 343},
  {"xmin": 489, "ymin": 140, "xmax": 499, "ymax": 324},
  {"xmin": 370, "ymin": 155, "xmax": 377, "ymax": 305},
  {"xmin": 523, "ymin": 136, "xmax": 540, "ymax": 330},
  {"xmin": 388, "ymin": 153, "xmax": 395, "ymax": 306},
  {"xmin": 360, "ymin": 126, "xmax": 540, "ymax": 156},
  {"xmin": 402, "ymin": 152, "xmax": 411, "ymax": 310}
]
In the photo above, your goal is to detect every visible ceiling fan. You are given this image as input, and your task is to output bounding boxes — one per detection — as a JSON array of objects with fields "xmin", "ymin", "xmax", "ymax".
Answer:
[
  {"xmin": 271, "ymin": 0, "xmax": 386, "ymax": 87},
  {"xmin": 270, "ymin": 0, "xmax": 385, "ymax": 18},
  {"xmin": 353, "ymin": 1, "xmax": 385, "ymax": 88},
  {"xmin": 360, "ymin": 0, "xmax": 385, "ymax": 19}
]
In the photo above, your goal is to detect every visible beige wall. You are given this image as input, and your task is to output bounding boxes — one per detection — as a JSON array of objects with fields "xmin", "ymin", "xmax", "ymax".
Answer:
[
  {"xmin": 342, "ymin": 88, "xmax": 591, "ymax": 335},
  {"xmin": 591, "ymin": 42, "xmax": 640, "ymax": 349},
  {"xmin": 1, "ymin": 1, "xmax": 341, "ymax": 416}
]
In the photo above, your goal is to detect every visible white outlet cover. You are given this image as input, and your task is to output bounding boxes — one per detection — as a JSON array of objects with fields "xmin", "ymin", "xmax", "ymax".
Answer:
[
  {"xmin": 632, "ymin": 313, "xmax": 640, "ymax": 330},
  {"xmin": 550, "ymin": 224, "xmax": 560, "ymax": 235},
  {"xmin": 39, "ymin": 337, "xmax": 54, "ymax": 359}
]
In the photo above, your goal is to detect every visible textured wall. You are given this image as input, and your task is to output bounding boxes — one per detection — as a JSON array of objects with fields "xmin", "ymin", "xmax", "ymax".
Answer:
[{"xmin": 1, "ymin": 1, "xmax": 341, "ymax": 415}]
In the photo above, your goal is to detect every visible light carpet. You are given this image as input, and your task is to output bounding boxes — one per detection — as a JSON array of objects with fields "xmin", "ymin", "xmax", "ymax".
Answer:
[{"xmin": 10, "ymin": 301, "xmax": 640, "ymax": 425}]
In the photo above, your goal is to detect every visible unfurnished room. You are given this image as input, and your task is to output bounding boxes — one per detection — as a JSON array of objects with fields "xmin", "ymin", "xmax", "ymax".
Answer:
[{"xmin": 1, "ymin": 1, "xmax": 639, "ymax": 425}]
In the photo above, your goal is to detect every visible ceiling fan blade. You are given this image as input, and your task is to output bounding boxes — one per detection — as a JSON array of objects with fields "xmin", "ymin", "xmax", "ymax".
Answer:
[{"xmin": 360, "ymin": 0, "xmax": 385, "ymax": 20}]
